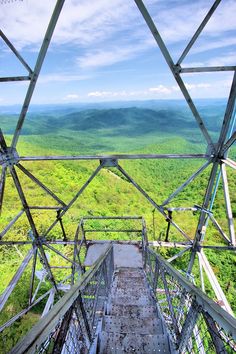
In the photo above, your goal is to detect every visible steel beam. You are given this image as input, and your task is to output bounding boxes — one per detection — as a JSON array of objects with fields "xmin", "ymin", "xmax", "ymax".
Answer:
[
  {"xmin": 0, "ymin": 249, "xmax": 33, "ymax": 312},
  {"xmin": 0, "ymin": 210, "xmax": 25, "ymax": 239},
  {"xmin": 29, "ymin": 248, "xmax": 38, "ymax": 306},
  {"xmin": 180, "ymin": 66, "xmax": 236, "ymax": 73},
  {"xmin": 188, "ymin": 161, "xmax": 219, "ymax": 273},
  {"xmin": 44, "ymin": 164, "xmax": 103, "ymax": 237},
  {"xmin": 198, "ymin": 250, "xmax": 234, "ymax": 315},
  {"xmin": 208, "ymin": 213, "xmax": 231, "ymax": 244},
  {"xmin": 0, "ymin": 290, "xmax": 51, "ymax": 332},
  {"xmin": 197, "ymin": 252, "xmax": 205, "ymax": 292},
  {"xmin": 11, "ymin": 0, "xmax": 65, "ymax": 149},
  {"xmin": 0, "ymin": 29, "xmax": 33, "ymax": 74},
  {"xmin": 200, "ymin": 245, "xmax": 236, "ymax": 251},
  {"xmin": 176, "ymin": 0, "xmax": 221, "ymax": 65},
  {"xmin": 222, "ymin": 157, "xmax": 236, "ymax": 170},
  {"xmin": 134, "ymin": 0, "xmax": 215, "ymax": 151},
  {"xmin": 167, "ymin": 246, "xmax": 192, "ymax": 263},
  {"xmin": 44, "ymin": 243, "xmax": 81, "ymax": 268},
  {"xmin": 161, "ymin": 160, "xmax": 211, "ymax": 206},
  {"xmin": 41, "ymin": 289, "xmax": 55, "ymax": 317},
  {"xmin": 83, "ymin": 216, "xmax": 142, "ymax": 220},
  {"xmin": 17, "ymin": 163, "xmax": 66, "ymax": 207},
  {"xmin": 217, "ymin": 71, "xmax": 236, "ymax": 154},
  {"xmin": 84, "ymin": 229, "xmax": 142, "ymax": 233},
  {"xmin": 222, "ymin": 131, "xmax": 236, "ymax": 154},
  {"xmin": 9, "ymin": 166, "xmax": 58, "ymax": 291},
  {"xmin": 0, "ymin": 76, "xmax": 30, "ymax": 82},
  {"xmin": 117, "ymin": 163, "xmax": 192, "ymax": 242},
  {"xmin": 150, "ymin": 241, "xmax": 191, "ymax": 248},
  {"xmin": 19, "ymin": 153, "xmax": 208, "ymax": 161}
]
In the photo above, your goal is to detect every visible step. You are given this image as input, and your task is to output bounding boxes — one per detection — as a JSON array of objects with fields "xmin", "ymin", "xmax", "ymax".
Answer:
[
  {"xmin": 111, "ymin": 279, "xmax": 148, "ymax": 292},
  {"xmin": 106, "ymin": 303, "xmax": 158, "ymax": 318},
  {"xmin": 114, "ymin": 267, "xmax": 144, "ymax": 277},
  {"xmin": 110, "ymin": 282, "xmax": 150, "ymax": 298},
  {"xmin": 108, "ymin": 293, "xmax": 153, "ymax": 306},
  {"xmin": 98, "ymin": 332, "xmax": 171, "ymax": 353},
  {"xmin": 102, "ymin": 315, "xmax": 164, "ymax": 335}
]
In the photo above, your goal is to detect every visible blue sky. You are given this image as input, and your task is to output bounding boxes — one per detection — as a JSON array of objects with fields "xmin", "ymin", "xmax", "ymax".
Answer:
[{"xmin": 0, "ymin": 0, "xmax": 235, "ymax": 105}]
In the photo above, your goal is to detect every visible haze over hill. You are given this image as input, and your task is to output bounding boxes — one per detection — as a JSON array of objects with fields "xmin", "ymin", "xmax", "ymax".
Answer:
[{"xmin": 0, "ymin": 99, "xmax": 229, "ymax": 144}]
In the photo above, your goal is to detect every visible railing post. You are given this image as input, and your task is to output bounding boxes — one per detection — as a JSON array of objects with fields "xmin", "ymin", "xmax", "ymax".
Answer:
[
  {"xmin": 177, "ymin": 300, "xmax": 201, "ymax": 353},
  {"xmin": 160, "ymin": 266, "xmax": 179, "ymax": 336},
  {"xmin": 153, "ymin": 258, "xmax": 160, "ymax": 292},
  {"xmin": 81, "ymin": 221, "xmax": 88, "ymax": 250},
  {"xmin": 203, "ymin": 312, "xmax": 227, "ymax": 354},
  {"xmin": 142, "ymin": 218, "xmax": 148, "ymax": 268},
  {"xmin": 76, "ymin": 293, "xmax": 92, "ymax": 342},
  {"xmin": 52, "ymin": 307, "xmax": 73, "ymax": 353}
]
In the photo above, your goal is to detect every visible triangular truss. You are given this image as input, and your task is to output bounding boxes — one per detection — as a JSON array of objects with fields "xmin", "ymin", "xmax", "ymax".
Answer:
[{"xmin": 0, "ymin": 0, "xmax": 235, "ymax": 340}]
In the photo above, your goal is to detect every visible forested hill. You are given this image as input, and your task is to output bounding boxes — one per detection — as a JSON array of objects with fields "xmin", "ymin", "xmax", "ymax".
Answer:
[{"xmin": 0, "ymin": 105, "xmax": 226, "ymax": 137}]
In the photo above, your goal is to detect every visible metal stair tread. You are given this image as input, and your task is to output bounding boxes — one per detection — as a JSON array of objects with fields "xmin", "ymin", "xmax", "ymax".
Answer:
[
  {"xmin": 102, "ymin": 314, "xmax": 164, "ymax": 335},
  {"xmin": 106, "ymin": 303, "xmax": 158, "ymax": 318},
  {"xmin": 108, "ymin": 294, "xmax": 153, "ymax": 306},
  {"xmin": 98, "ymin": 331, "xmax": 171, "ymax": 353}
]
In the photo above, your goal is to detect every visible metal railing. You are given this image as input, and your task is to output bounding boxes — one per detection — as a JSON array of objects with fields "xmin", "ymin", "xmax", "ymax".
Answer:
[
  {"xmin": 144, "ymin": 246, "xmax": 236, "ymax": 353},
  {"xmin": 10, "ymin": 244, "xmax": 114, "ymax": 354}
]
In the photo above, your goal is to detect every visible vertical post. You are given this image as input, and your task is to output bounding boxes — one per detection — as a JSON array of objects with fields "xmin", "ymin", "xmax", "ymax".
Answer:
[
  {"xmin": 76, "ymin": 293, "xmax": 92, "ymax": 342},
  {"xmin": 197, "ymin": 253, "xmax": 205, "ymax": 293},
  {"xmin": 52, "ymin": 307, "xmax": 73, "ymax": 354},
  {"xmin": 165, "ymin": 210, "xmax": 172, "ymax": 242},
  {"xmin": 29, "ymin": 247, "xmax": 38, "ymax": 305},
  {"xmin": 0, "ymin": 166, "xmax": 6, "ymax": 215},
  {"xmin": 177, "ymin": 301, "xmax": 201, "ymax": 352},
  {"xmin": 203, "ymin": 312, "xmax": 227, "ymax": 354},
  {"xmin": 221, "ymin": 163, "xmax": 235, "ymax": 246},
  {"xmin": 57, "ymin": 210, "xmax": 67, "ymax": 243},
  {"xmin": 160, "ymin": 267, "xmax": 179, "ymax": 336},
  {"xmin": 188, "ymin": 162, "xmax": 219, "ymax": 273}
]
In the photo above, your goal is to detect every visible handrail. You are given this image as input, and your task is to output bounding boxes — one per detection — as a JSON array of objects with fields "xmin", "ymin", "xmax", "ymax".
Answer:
[
  {"xmin": 11, "ymin": 244, "xmax": 114, "ymax": 354},
  {"xmin": 147, "ymin": 247, "xmax": 236, "ymax": 339},
  {"xmin": 145, "ymin": 246, "xmax": 236, "ymax": 352}
]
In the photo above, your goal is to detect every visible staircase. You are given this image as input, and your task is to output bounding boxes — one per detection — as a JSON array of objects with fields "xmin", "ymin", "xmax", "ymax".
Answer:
[
  {"xmin": 11, "ymin": 239, "xmax": 236, "ymax": 354},
  {"xmin": 98, "ymin": 267, "xmax": 172, "ymax": 353},
  {"xmin": 88, "ymin": 244, "xmax": 173, "ymax": 353}
]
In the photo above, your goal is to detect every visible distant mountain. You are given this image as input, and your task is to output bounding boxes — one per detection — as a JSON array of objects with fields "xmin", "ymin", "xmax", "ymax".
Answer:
[{"xmin": 0, "ymin": 102, "xmax": 230, "ymax": 139}]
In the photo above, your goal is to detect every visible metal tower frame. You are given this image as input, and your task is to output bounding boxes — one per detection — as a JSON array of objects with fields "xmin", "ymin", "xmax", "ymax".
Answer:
[{"xmin": 0, "ymin": 0, "xmax": 235, "ymax": 343}]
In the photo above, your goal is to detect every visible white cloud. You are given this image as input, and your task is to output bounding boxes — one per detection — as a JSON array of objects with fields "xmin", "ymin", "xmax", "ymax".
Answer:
[
  {"xmin": 183, "ymin": 53, "xmax": 236, "ymax": 69},
  {"xmin": 185, "ymin": 83, "xmax": 211, "ymax": 90},
  {"xmin": 64, "ymin": 93, "xmax": 79, "ymax": 100},
  {"xmin": 191, "ymin": 37, "xmax": 236, "ymax": 55},
  {"xmin": 88, "ymin": 85, "xmax": 180, "ymax": 99},
  {"xmin": 206, "ymin": 53, "xmax": 236, "ymax": 67},
  {"xmin": 149, "ymin": 85, "xmax": 171, "ymax": 94},
  {"xmin": 0, "ymin": 0, "xmax": 136, "ymax": 49},
  {"xmin": 38, "ymin": 73, "xmax": 89, "ymax": 84},
  {"xmin": 88, "ymin": 90, "xmax": 131, "ymax": 98},
  {"xmin": 77, "ymin": 43, "xmax": 150, "ymax": 69},
  {"xmin": 1, "ymin": 0, "xmax": 235, "ymax": 54}
]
